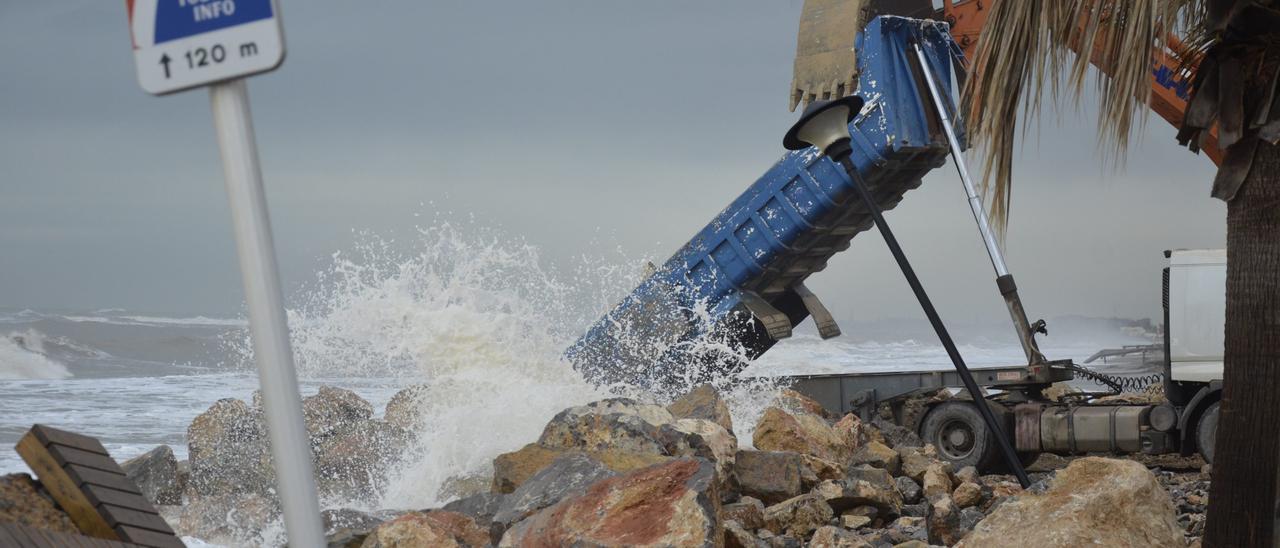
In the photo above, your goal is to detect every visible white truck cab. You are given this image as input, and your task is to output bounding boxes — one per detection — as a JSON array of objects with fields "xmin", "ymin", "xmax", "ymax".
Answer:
[{"xmin": 1167, "ymin": 249, "xmax": 1226, "ymax": 383}]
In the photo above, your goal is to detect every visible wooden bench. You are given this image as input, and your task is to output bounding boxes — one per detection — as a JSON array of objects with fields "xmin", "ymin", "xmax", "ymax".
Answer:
[
  {"xmin": 14, "ymin": 425, "xmax": 184, "ymax": 548},
  {"xmin": 0, "ymin": 522, "xmax": 142, "ymax": 548}
]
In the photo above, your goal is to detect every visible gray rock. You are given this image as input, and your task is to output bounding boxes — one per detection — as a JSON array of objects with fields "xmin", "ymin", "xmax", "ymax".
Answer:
[
  {"xmin": 900, "ymin": 502, "xmax": 929, "ymax": 518},
  {"xmin": 895, "ymin": 476, "xmax": 922, "ymax": 504},
  {"xmin": 303, "ymin": 386, "xmax": 374, "ymax": 441},
  {"xmin": 442, "ymin": 491, "xmax": 507, "ymax": 523},
  {"xmin": 667, "ymin": 384, "xmax": 735, "ymax": 434},
  {"xmin": 313, "ymin": 419, "xmax": 409, "ymax": 500},
  {"xmin": 723, "ymin": 496, "xmax": 766, "ymax": 530},
  {"xmin": 870, "ymin": 418, "xmax": 922, "ymax": 449},
  {"xmin": 734, "ymin": 450, "xmax": 804, "ymax": 504},
  {"xmin": 187, "ymin": 398, "xmax": 273, "ymax": 497},
  {"xmin": 958, "ymin": 506, "xmax": 985, "ymax": 532},
  {"xmin": 724, "ymin": 519, "xmax": 765, "ymax": 548},
  {"xmin": 538, "ymin": 402, "xmax": 671, "ymax": 454},
  {"xmin": 122, "ymin": 445, "xmax": 182, "ymax": 505},
  {"xmin": 492, "ymin": 452, "xmax": 616, "ymax": 532},
  {"xmin": 321, "ymin": 508, "xmax": 382, "ymax": 535}
]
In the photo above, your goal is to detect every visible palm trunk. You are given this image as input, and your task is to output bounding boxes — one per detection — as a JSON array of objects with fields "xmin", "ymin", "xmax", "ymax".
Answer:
[{"xmin": 1204, "ymin": 141, "xmax": 1280, "ymax": 547}]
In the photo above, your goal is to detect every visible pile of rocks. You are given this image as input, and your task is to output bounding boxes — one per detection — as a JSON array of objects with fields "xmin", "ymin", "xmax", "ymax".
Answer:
[{"xmin": 112, "ymin": 383, "xmax": 1199, "ymax": 547}]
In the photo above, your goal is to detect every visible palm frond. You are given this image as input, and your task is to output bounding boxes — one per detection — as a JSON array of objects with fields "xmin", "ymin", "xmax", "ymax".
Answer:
[{"xmin": 961, "ymin": 0, "xmax": 1205, "ymax": 234}]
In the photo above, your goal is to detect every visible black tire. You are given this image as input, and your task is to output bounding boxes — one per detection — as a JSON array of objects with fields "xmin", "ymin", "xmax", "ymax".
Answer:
[
  {"xmin": 1196, "ymin": 401, "xmax": 1220, "ymax": 465},
  {"xmin": 920, "ymin": 401, "xmax": 1004, "ymax": 472}
]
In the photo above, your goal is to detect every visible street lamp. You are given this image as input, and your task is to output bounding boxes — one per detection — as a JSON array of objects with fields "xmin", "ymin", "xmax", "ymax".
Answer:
[{"xmin": 785, "ymin": 97, "xmax": 1032, "ymax": 487}]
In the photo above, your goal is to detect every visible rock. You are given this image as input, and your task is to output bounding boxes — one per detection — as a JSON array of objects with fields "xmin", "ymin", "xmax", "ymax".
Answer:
[
  {"xmin": 177, "ymin": 493, "xmax": 279, "ymax": 544},
  {"xmin": 723, "ymin": 496, "xmax": 767, "ymax": 530},
  {"xmin": 926, "ymin": 496, "xmax": 966, "ymax": 546},
  {"xmin": 895, "ymin": 476, "xmax": 922, "ymax": 504},
  {"xmin": 753, "ymin": 401, "xmax": 853, "ymax": 463},
  {"xmin": 437, "ymin": 472, "xmax": 493, "ymax": 503},
  {"xmin": 122, "ymin": 445, "xmax": 182, "ymax": 506},
  {"xmin": 958, "ymin": 507, "xmax": 984, "ymax": 534},
  {"xmin": 813, "ymin": 467, "xmax": 902, "ymax": 517},
  {"xmin": 893, "ymin": 542, "xmax": 928, "ymax": 548},
  {"xmin": 800, "ymin": 455, "xmax": 845, "ymax": 486},
  {"xmin": 897, "ymin": 445, "xmax": 938, "ymax": 483},
  {"xmin": 734, "ymin": 450, "xmax": 804, "ymax": 504},
  {"xmin": 361, "ymin": 510, "xmax": 489, "ymax": 548},
  {"xmin": 958, "ymin": 457, "xmax": 1184, "ymax": 547},
  {"xmin": 763, "ymin": 493, "xmax": 834, "ymax": 538},
  {"xmin": 323, "ymin": 508, "xmax": 384, "ymax": 536},
  {"xmin": 491, "ymin": 443, "xmax": 671, "ymax": 494},
  {"xmin": 840, "ymin": 514, "xmax": 872, "ymax": 529},
  {"xmin": 849, "ymin": 441, "xmax": 901, "ymax": 476},
  {"xmin": 921, "ymin": 463, "xmax": 954, "ymax": 503},
  {"xmin": 952, "ymin": 481, "xmax": 982, "ymax": 508},
  {"xmin": 869, "ymin": 418, "xmax": 923, "ymax": 449},
  {"xmin": 668, "ymin": 384, "xmax": 735, "ymax": 434},
  {"xmin": 304, "ymin": 386, "xmax": 374, "ymax": 440},
  {"xmin": 538, "ymin": 407, "xmax": 668, "ymax": 454},
  {"xmin": 0, "ymin": 474, "xmax": 77, "ymax": 534},
  {"xmin": 665, "ymin": 418, "xmax": 738, "ymax": 479},
  {"xmin": 383, "ymin": 384, "xmax": 430, "ymax": 430},
  {"xmin": 725, "ymin": 519, "xmax": 765, "ymax": 548},
  {"xmin": 314, "ymin": 419, "xmax": 409, "ymax": 500},
  {"xmin": 443, "ymin": 492, "xmax": 507, "ymax": 524},
  {"xmin": 776, "ymin": 389, "xmax": 836, "ymax": 420},
  {"xmin": 954, "ymin": 466, "xmax": 980, "ymax": 486},
  {"xmin": 500, "ymin": 458, "xmax": 719, "ymax": 547},
  {"xmin": 492, "ymin": 452, "xmax": 616, "ymax": 532},
  {"xmin": 187, "ymin": 398, "xmax": 273, "ymax": 497},
  {"xmin": 900, "ymin": 502, "xmax": 929, "ymax": 518},
  {"xmin": 808, "ymin": 525, "xmax": 870, "ymax": 547},
  {"xmin": 1042, "ymin": 382, "xmax": 1081, "ymax": 402},
  {"xmin": 328, "ymin": 528, "xmax": 370, "ymax": 548}
]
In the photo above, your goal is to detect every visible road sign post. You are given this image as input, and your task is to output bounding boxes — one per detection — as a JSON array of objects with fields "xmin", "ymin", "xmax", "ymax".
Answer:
[{"xmin": 126, "ymin": 2, "xmax": 324, "ymax": 545}]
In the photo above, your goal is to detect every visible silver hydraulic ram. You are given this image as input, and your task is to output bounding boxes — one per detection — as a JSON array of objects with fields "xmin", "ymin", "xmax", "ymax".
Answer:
[{"xmin": 911, "ymin": 41, "xmax": 1047, "ymax": 366}]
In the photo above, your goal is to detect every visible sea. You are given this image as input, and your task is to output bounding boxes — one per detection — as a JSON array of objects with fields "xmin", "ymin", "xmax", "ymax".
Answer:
[{"xmin": 0, "ymin": 224, "xmax": 1156, "ymax": 542}]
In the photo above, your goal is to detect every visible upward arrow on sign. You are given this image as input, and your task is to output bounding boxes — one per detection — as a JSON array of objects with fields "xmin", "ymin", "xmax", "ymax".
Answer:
[{"xmin": 159, "ymin": 54, "xmax": 172, "ymax": 79}]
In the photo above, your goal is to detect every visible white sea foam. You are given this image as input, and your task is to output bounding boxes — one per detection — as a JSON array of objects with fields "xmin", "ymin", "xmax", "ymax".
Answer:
[
  {"xmin": 60, "ymin": 314, "xmax": 246, "ymax": 328},
  {"xmin": 0, "ymin": 329, "xmax": 73, "ymax": 380}
]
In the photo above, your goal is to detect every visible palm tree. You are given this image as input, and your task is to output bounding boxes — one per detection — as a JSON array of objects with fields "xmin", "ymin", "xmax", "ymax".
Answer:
[{"xmin": 963, "ymin": 1, "xmax": 1280, "ymax": 545}]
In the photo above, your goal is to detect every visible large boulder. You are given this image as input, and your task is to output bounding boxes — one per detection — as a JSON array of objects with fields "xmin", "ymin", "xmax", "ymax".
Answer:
[
  {"xmin": 921, "ymin": 462, "xmax": 954, "ymax": 503},
  {"xmin": 187, "ymin": 398, "xmax": 273, "ymax": 497},
  {"xmin": 304, "ymin": 386, "xmax": 374, "ymax": 441},
  {"xmin": 361, "ymin": 510, "xmax": 489, "ymax": 548},
  {"xmin": 958, "ymin": 457, "xmax": 1184, "ymax": 547},
  {"xmin": 491, "ymin": 443, "xmax": 671, "ymax": 494},
  {"xmin": 177, "ymin": 493, "xmax": 280, "ymax": 544},
  {"xmin": 762, "ymin": 493, "xmax": 833, "ymax": 538},
  {"xmin": 492, "ymin": 453, "xmax": 616, "ymax": 533},
  {"xmin": 122, "ymin": 445, "xmax": 182, "ymax": 505},
  {"xmin": 813, "ymin": 466, "xmax": 903, "ymax": 517},
  {"xmin": 752, "ymin": 391, "xmax": 856, "ymax": 463},
  {"xmin": 664, "ymin": 418, "xmax": 738, "ymax": 479},
  {"xmin": 667, "ymin": 384, "xmax": 735, "ymax": 434},
  {"xmin": 722, "ymin": 496, "xmax": 766, "ymax": 530},
  {"xmin": 383, "ymin": 384, "xmax": 430, "ymax": 430},
  {"xmin": 733, "ymin": 450, "xmax": 804, "ymax": 504},
  {"xmin": 0, "ymin": 473, "xmax": 77, "ymax": 534},
  {"xmin": 848, "ymin": 440, "xmax": 901, "ymax": 476},
  {"xmin": 314, "ymin": 419, "xmax": 410, "ymax": 501},
  {"xmin": 500, "ymin": 459, "xmax": 720, "ymax": 547},
  {"xmin": 538, "ymin": 406, "xmax": 669, "ymax": 454}
]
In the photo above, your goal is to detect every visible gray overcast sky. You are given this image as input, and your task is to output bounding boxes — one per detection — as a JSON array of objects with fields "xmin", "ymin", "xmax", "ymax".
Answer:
[{"xmin": 0, "ymin": 1, "xmax": 1223, "ymax": 328}]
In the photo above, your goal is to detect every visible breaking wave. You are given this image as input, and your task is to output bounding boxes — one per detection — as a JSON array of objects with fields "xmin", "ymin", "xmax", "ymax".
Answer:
[
  {"xmin": 234, "ymin": 220, "xmax": 783, "ymax": 511},
  {"xmin": 0, "ymin": 329, "xmax": 73, "ymax": 380}
]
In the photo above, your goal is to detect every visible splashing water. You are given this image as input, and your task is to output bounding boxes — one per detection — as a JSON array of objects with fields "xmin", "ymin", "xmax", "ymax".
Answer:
[
  {"xmin": 0, "ymin": 329, "xmax": 73, "ymax": 380},
  {"xmin": 238, "ymin": 221, "xmax": 784, "ymax": 514}
]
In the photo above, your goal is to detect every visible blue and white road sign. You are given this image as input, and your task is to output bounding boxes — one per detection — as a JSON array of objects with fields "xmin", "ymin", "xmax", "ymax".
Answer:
[{"xmin": 127, "ymin": 0, "xmax": 285, "ymax": 95}]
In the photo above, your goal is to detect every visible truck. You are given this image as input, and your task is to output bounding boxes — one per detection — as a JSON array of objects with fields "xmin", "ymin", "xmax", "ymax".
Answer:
[{"xmin": 566, "ymin": 15, "xmax": 1227, "ymax": 472}]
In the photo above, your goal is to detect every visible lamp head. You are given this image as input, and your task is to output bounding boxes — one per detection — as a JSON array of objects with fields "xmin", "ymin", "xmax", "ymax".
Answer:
[{"xmin": 783, "ymin": 95, "xmax": 864, "ymax": 151}]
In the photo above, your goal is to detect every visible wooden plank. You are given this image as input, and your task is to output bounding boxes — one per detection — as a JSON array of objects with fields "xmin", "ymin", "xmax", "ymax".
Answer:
[
  {"xmin": 65, "ymin": 464, "xmax": 143, "ymax": 495},
  {"xmin": 84, "ymin": 485, "xmax": 158, "ymax": 514},
  {"xmin": 2, "ymin": 523, "xmax": 43, "ymax": 547},
  {"xmin": 15, "ymin": 432, "xmax": 120, "ymax": 541},
  {"xmin": 99, "ymin": 504, "xmax": 174, "ymax": 535},
  {"xmin": 30, "ymin": 425, "xmax": 109, "ymax": 456},
  {"xmin": 114, "ymin": 525, "xmax": 186, "ymax": 548},
  {"xmin": 0, "ymin": 525, "xmax": 22, "ymax": 547},
  {"xmin": 50, "ymin": 444, "xmax": 127, "ymax": 474}
]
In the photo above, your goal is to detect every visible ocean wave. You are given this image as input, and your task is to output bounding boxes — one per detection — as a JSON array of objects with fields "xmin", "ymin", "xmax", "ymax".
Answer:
[{"xmin": 0, "ymin": 329, "xmax": 73, "ymax": 380}]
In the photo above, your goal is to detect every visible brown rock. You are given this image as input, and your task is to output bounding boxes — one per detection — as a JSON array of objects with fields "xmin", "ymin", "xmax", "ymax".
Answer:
[
  {"xmin": 958, "ymin": 457, "xmax": 1185, "ymax": 547},
  {"xmin": 897, "ymin": 445, "xmax": 938, "ymax": 483},
  {"xmin": 724, "ymin": 519, "xmax": 764, "ymax": 548},
  {"xmin": 921, "ymin": 462, "xmax": 954, "ymax": 503},
  {"xmin": 723, "ymin": 496, "xmax": 766, "ymax": 530},
  {"xmin": 668, "ymin": 384, "xmax": 735, "ymax": 434},
  {"xmin": 952, "ymin": 481, "xmax": 982, "ymax": 508},
  {"xmin": 187, "ymin": 398, "xmax": 273, "ymax": 497},
  {"xmin": 800, "ymin": 455, "xmax": 845, "ymax": 486},
  {"xmin": 178, "ymin": 493, "xmax": 280, "ymax": 544},
  {"xmin": 776, "ymin": 389, "xmax": 835, "ymax": 420},
  {"xmin": 954, "ymin": 465, "xmax": 980, "ymax": 486},
  {"xmin": 926, "ymin": 496, "xmax": 965, "ymax": 546},
  {"xmin": 753, "ymin": 406, "xmax": 853, "ymax": 463},
  {"xmin": 499, "ymin": 459, "xmax": 720, "ymax": 547},
  {"xmin": 304, "ymin": 386, "xmax": 374, "ymax": 440},
  {"xmin": 538, "ymin": 407, "xmax": 668, "ymax": 454},
  {"xmin": 314, "ymin": 419, "xmax": 409, "ymax": 500},
  {"xmin": 666, "ymin": 418, "xmax": 738, "ymax": 480},
  {"xmin": 383, "ymin": 384, "xmax": 430, "ymax": 430},
  {"xmin": 491, "ymin": 452, "xmax": 616, "ymax": 532},
  {"xmin": 763, "ymin": 493, "xmax": 833, "ymax": 538},
  {"xmin": 809, "ymin": 525, "xmax": 871, "ymax": 547},
  {"xmin": 361, "ymin": 510, "xmax": 489, "ymax": 548},
  {"xmin": 813, "ymin": 468, "xmax": 903, "ymax": 517},
  {"xmin": 849, "ymin": 441, "xmax": 901, "ymax": 476},
  {"xmin": 491, "ymin": 443, "xmax": 671, "ymax": 494},
  {"xmin": 840, "ymin": 514, "xmax": 872, "ymax": 529},
  {"xmin": 734, "ymin": 450, "xmax": 804, "ymax": 504},
  {"xmin": 0, "ymin": 474, "xmax": 77, "ymax": 534},
  {"xmin": 893, "ymin": 541, "xmax": 928, "ymax": 548}
]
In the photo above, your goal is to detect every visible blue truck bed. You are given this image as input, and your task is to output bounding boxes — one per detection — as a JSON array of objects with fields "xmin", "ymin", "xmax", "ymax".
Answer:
[{"xmin": 568, "ymin": 17, "xmax": 965, "ymax": 388}]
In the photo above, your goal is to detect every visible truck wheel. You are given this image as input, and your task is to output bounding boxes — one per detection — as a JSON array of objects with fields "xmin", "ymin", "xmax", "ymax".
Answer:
[
  {"xmin": 920, "ymin": 401, "xmax": 1003, "ymax": 472},
  {"xmin": 1196, "ymin": 401, "xmax": 1220, "ymax": 465}
]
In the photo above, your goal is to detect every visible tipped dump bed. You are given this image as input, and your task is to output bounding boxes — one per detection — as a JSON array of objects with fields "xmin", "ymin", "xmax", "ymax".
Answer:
[{"xmin": 569, "ymin": 17, "xmax": 964, "ymax": 387}]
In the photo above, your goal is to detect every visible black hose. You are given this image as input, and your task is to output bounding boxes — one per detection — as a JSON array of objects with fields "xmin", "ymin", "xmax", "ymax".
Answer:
[{"xmin": 1066, "ymin": 363, "xmax": 1164, "ymax": 394}]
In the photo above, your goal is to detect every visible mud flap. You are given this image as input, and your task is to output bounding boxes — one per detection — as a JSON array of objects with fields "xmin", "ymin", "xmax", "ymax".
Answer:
[
  {"xmin": 740, "ymin": 291, "xmax": 793, "ymax": 341},
  {"xmin": 794, "ymin": 283, "xmax": 841, "ymax": 339}
]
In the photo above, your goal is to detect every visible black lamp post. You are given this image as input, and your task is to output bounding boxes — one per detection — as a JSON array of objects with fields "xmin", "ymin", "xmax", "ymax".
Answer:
[{"xmin": 785, "ymin": 97, "xmax": 1032, "ymax": 488}]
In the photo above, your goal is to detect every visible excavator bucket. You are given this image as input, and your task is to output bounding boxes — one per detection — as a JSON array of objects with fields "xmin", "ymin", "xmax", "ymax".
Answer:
[{"xmin": 790, "ymin": 0, "xmax": 936, "ymax": 111}]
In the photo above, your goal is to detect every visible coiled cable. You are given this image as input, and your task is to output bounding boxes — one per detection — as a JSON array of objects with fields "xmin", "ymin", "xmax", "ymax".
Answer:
[{"xmin": 1066, "ymin": 363, "xmax": 1164, "ymax": 394}]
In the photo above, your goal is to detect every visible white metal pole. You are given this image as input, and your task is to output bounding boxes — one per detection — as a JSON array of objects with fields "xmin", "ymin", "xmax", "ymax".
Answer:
[{"xmin": 209, "ymin": 78, "xmax": 325, "ymax": 547}]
